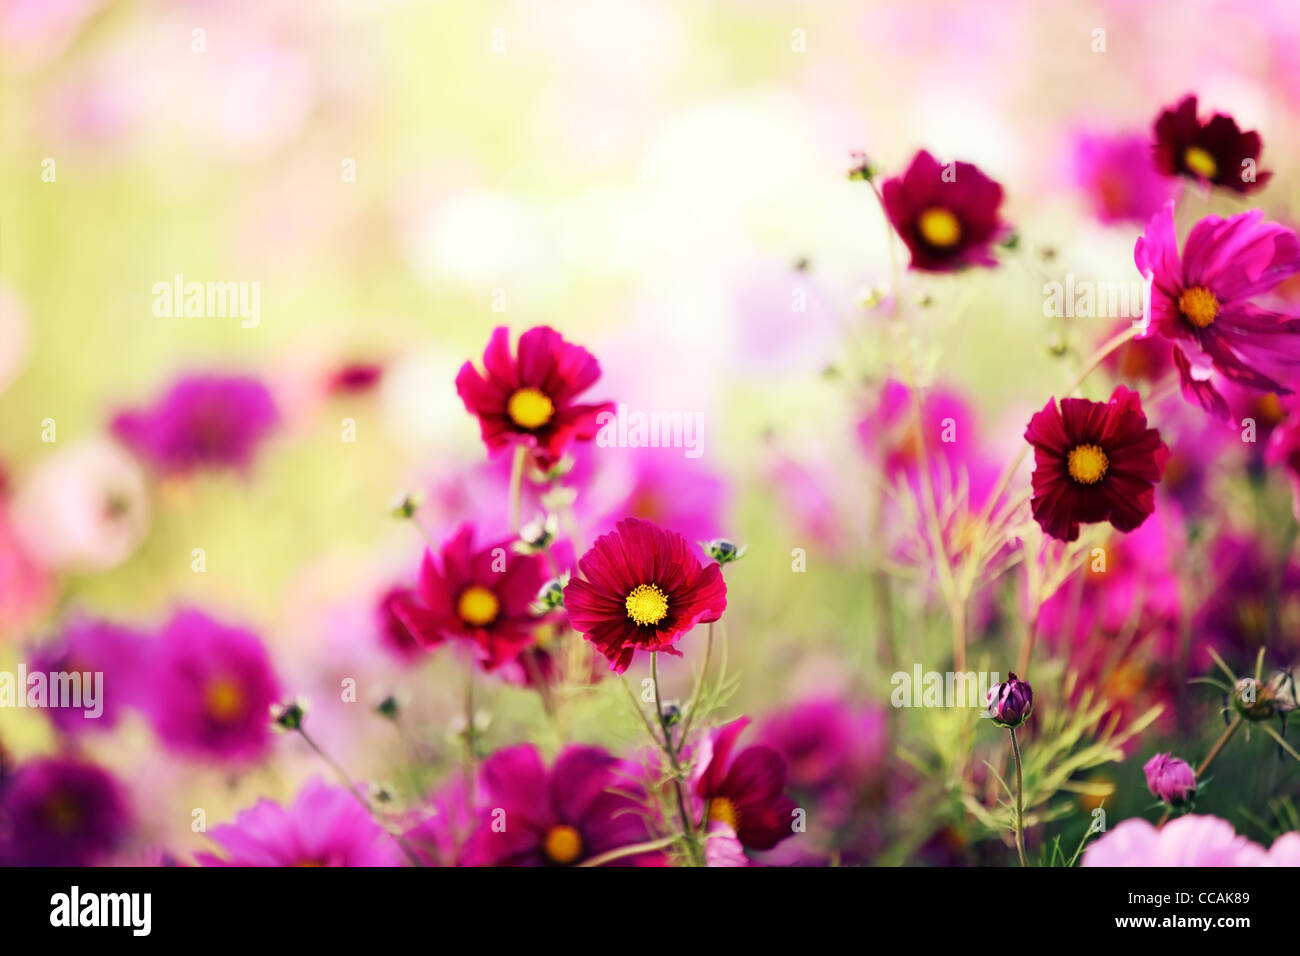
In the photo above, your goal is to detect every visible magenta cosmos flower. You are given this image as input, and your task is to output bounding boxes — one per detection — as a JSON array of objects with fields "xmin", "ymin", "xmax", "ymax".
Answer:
[
  {"xmin": 1152, "ymin": 94, "xmax": 1271, "ymax": 194},
  {"xmin": 27, "ymin": 616, "xmax": 149, "ymax": 733},
  {"xmin": 112, "ymin": 373, "xmax": 279, "ymax": 475},
  {"xmin": 390, "ymin": 524, "xmax": 549, "ymax": 670},
  {"xmin": 1072, "ymin": 131, "xmax": 1177, "ymax": 227},
  {"xmin": 462, "ymin": 744, "xmax": 665, "ymax": 866},
  {"xmin": 881, "ymin": 149, "xmax": 1009, "ymax": 272},
  {"xmin": 196, "ymin": 779, "xmax": 404, "ymax": 866},
  {"xmin": 1143, "ymin": 753, "xmax": 1196, "ymax": 806},
  {"xmin": 1025, "ymin": 386, "xmax": 1168, "ymax": 542},
  {"xmin": 563, "ymin": 517, "xmax": 727, "ymax": 673},
  {"xmin": 0, "ymin": 757, "xmax": 130, "ymax": 866},
  {"xmin": 455, "ymin": 326, "xmax": 613, "ymax": 470},
  {"xmin": 1135, "ymin": 202, "xmax": 1300, "ymax": 418},
  {"xmin": 1083, "ymin": 815, "xmax": 1266, "ymax": 867},
  {"xmin": 146, "ymin": 608, "xmax": 282, "ymax": 763},
  {"xmin": 694, "ymin": 716, "xmax": 798, "ymax": 852},
  {"xmin": 1268, "ymin": 402, "xmax": 1300, "ymax": 519}
]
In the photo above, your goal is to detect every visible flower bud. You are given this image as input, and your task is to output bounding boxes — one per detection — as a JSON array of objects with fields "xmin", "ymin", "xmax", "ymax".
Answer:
[
  {"xmin": 987, "ymin": 673, "xmax": 1033, "ymax": 728},
  {"xmin": 701, "ymin": 538, "xmax": 746, "ymax": 566},
  {"xmin": 270, "ymin": 697, "xmax": 308, "ymax": 732},
  {"xmin": 531, "ymin": 573, "xmax": 569, "ymax": 614},
  {"xmin": 375, "ymin": 695, "xmax": 400, "ymax": 720},
  {"xmin": 514, "ymin": 513, "xmax": 559, "ymax": 555},
  {"xmin": 1143, "ymin": 752, "xmax": 1196, "ymax": 805},
  {"xmin": 390, "ymin": 492, "xmax": 424, "ymax": 520}
]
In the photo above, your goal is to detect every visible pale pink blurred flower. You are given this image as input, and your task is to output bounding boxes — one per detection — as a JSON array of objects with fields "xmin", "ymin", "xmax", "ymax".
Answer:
[
  {"xmin": 0, "ymin": 497, "xmax": 53, "ymax": 636},
  {"xmin": 1071, "ymin": 131, "xmax": 1178, "ymax": 227},
  {"xmin": 1083, "ymin": 815, "xmax": 1267, "ymax": 867},
  {"xmin": 0, "ymin": 0, "xmax": 106, "ymax": 68},
  {"xmin": 11, "ymin": 438, "xmax": 149, "ymax": 573},
  {"xmin": 1265, "ymin": 832, "xmax": 1300, "ymax": 866},
  {"xmin": 705, "ymin": 822, "xmax": 749, "ymax": 867}
]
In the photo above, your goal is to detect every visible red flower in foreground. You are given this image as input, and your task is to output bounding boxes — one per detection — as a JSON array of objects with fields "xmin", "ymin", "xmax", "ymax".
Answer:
[
  {"xmin": 1152, "ymin": 94, "xmax": 1271, "ymax": 194},
  {"xmin": 392, "ymin": 524, "xmax": 549, "ymax": 670},
  {"xmin": 694, "ymin": 717, "xmax": 798, "ymax": 852},
  {"xmin": 455, "ymin": 326, "xmax": 613, "ymax": 469},
  {"xmin": 1025, "ymin": 386, "xmax": 1168, "ymax": 542},
  {"xmin": 563, "ymin": 518, "xmax": 726, "ymax": 673},
  {"xmin": 881, "ymin": 149, "xmax": 1009, "ymax": 273}
]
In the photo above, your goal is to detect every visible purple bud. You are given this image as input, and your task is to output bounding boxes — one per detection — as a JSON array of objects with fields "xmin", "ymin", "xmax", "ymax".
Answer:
[
  {"xmin": 1143, "ymin": 752, "xmax": 1196, "ymax": 805},
  {"xmin": 987, "ymin": 673, "xmax": 1033, "ymax": 728}
]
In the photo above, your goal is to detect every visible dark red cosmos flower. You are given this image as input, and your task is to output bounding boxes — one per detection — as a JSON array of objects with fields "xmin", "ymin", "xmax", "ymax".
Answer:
[
  {"xmin": 392, "ymin": 524, "xmax": 549, "ymax": 670},
  {"xmin": 455, "ymin": 326, "xmax": 613, "ymax": 470},
  {"xmin": 1152, "ymin": 94, "xmax": 1271, "ymax": 194},
  {"xmin": 563, "ymin": 517, "xmax": 727, "ymax": 673},
  {"xmin": 462, "ymin": 744, "xmax": 665, "ymax": 866},
  {"xmin": 1025, "ymin": 386, "xmax": 1169, "ymax": 543},
  {"xmin": 881, "ymin": 149, "xmax": 1009, "ymax": 272},
  {"xmin": 694, "ymin": 717, "xmax": 798, "ymax": 852}
]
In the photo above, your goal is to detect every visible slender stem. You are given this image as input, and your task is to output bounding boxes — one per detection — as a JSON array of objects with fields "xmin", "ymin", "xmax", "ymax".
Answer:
[
  {"xmin": 462, "ymin": 650, "xmax": 477, "ymax": 803},
  {"xmin": 577, "ymin": 835, "xmax": 679, "ymax": 868},
  {"xmin": 677, "ymin": 622, "xmax": 714, "ymax": 744},
  {"xmin": 508, "ymin": 445, "xmax": 527, "ymax": 533},
  {"xmin": 652, "ymin": 652, "xmax": 705, "ymax": 867},
  {"xmin": 296, "ymin": 727, "xmax": 423, "ymax": 866},
  {"xmin": 1017, "ymin": 601, "xmax": 1042, "ymax": 677},
  {"xmin": 1009, "ymin": 727, "xmax": 1027, "ymax": 867}
]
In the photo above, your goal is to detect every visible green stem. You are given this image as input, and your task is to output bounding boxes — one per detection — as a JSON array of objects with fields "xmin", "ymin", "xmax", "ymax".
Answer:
[
  {"xmin": 652, "ymin": 652, "xmax": 705, "ymax": 867},
  {"xmin": 677, "ymin": 622, "xmax": 714, "ymax": 744},
  {"xmin": 508, "ymin": 445, "xmax": 527, "ymax": 533},
  {"xmin": 1009, "ymin": 727, "xmax": 1027, "ymax": 867}
]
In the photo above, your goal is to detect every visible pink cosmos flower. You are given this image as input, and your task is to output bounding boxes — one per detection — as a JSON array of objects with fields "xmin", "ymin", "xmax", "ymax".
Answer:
[
  {"xmin": 196, "ymin": 779, "xmax": 404, "ymax": 867},
  {"xmin": 880, "ymin": 150, "xmax": 1009, "ymax": 272},
  {"xmin": 1072, "ymin": 131, "xmax": 1177, "ymax": 226},
  {"xmin": 455, "ymin": 326, "xmax": 613, "ymax": 470},
  {"xmin": 112, "ymin": 374, "xmax": 280, "ymax": 476},
  {"xmin": 1083, "ymin": 815, "xmax": 1266, "ymax": 867},
  {"xmin": 145, "ymin": 608, "xmax": 282, "ymax": 764},
  {"xmin": 461, "ymin": 744, "xmax": 665, "ymax": 866},
  {"xmin": 27, "ymin": 616, "xmax": 149, "ymax": 734},
  {"xmin": 1267, "ymin": 399, "xmax": 1300, "ymax": 520},
  {"xmin": 1135, "ymin": 202, "xmax": 1300, "ymax": 419},
  {"xmin": 693, "ymin": 716, "xmax": 798, "ymax": 852},
  {"xmin": 391, "ymin": 524, "xmax": 549, "ymax": 671},
  {"xmin": 0, "ymin": 757, "xmax": 130, "ymax": 866}
]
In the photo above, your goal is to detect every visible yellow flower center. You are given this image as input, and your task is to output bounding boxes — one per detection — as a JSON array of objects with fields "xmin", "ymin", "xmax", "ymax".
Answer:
[
  {"xmin": 457, "ymin": 585, "xmax": 500, "ymax": 626},
  {"xmin": 624, "ymin": 583, "xmax": 669, "ymax": 627},
  {"xmin": 1067, "ymin": 444, "xmax": 1109, "ymax": 485},
  {"xmin": 1183, "ymin": 145, "xmax": 1218, "ymax": 180},
  {"xmin": 507, "ymin": 387, "xmax": 555, "ymax": 429},
  {"xmin": 204, "ymin": 678, "xmax": 246, "ymax": 723},
  {"xmin": 708, "ymin": 796, "xmax": 742, "ymax": 832},
  {"xmin": 542, "ymin": 824, "xmax": 583, "ymax": 864},
  {"xmin": 917, "ymin": 207, "xmax": 961, "ymax": 248},
  {"xmin": 1178, "ymin": 285, "xmax": 1220, "ymax": 328}
]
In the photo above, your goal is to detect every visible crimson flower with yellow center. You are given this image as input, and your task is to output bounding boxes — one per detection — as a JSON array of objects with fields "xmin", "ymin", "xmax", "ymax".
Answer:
[
  {"xmin": 1024, "ymin": 386, "xmax": 1168, "ymax": 542},
  {"xmin": 390, "ymin": 523, "xmax": 549, "ymax": 671},
  {"xmin": 563, "ymin": 517, "xmax": 727, "ymax": 673},
  {"xmin": 693, "ymin": 716, "xmax": 798, "ymax": 852},
  {"xmin": 1152, "ymin": 94, "xmax": 1271, "ymax": 194},
  {"xmin": 455, "ymin": 326, "xmax": 613, "ymax": 470}
]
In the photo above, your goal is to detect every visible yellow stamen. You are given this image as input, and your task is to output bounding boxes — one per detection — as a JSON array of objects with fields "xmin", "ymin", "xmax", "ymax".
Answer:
[
  {"xmin": 1183, "ymin": 145, "xmax": 1218, "ymax": 180},
  {"xmin": 1067, "ymin": 444, "xmax": 1109, "ymax": 485},
  {"xmin": 1178, "ymin": 286, "xmax": 1219, "ymax": 328},
  {"xmin": 917, "ymin": 207, "xmax": 961, "ymax": 248},
  {"xmin": 624, "ymin": 583, "xmax": 669, "ymax": 627},
  {"xmin": 457, "ymin": 586, "xmax": 500, "ymax": 626},
  {"xmin": 542, "ymin": 824, "xmax": 583, "ymax": 864},
  {"xmin": 708, "ymin": 796, "xmax": 742, "ymax": 832},
  {"xmin": 204, "ymin": 678, "xmax": 246, "ymax": 723},
  {"xmin": 507, "ymin": 387, "xmax": 555, "ymax": 429}
]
